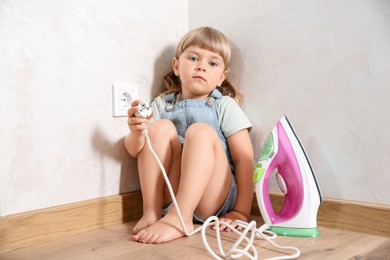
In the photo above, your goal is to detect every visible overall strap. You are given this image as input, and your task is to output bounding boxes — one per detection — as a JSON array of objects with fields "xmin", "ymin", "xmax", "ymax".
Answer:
[
  {"xmin": 209, "ymin": 89, "xmax": 222, "ymax": 99},
  {"xmin": 165, "ymin": 93, "xmax": 176, "ymax": 103},
  {"xmin": 164, "ymin": 93, "xmax": 176, "ymax": 112},
  {"xmin": 205, "ymin": 89, "xmax": 222, "ymax": 107}
]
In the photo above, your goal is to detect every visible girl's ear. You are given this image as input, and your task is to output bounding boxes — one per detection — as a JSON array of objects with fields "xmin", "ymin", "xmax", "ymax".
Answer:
[
  {"xmin": 172, "ymin": 58, "xmax": 179, "ymax": 76},
  {"xmin": 217, "ymin": 70, "xmax": 228, "ymax": 87}
]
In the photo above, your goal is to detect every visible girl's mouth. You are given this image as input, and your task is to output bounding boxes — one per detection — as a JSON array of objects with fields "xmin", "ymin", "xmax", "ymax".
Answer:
[{"xmin": 193, "ymin": 75, "xmax": 206, "ymax": 82}]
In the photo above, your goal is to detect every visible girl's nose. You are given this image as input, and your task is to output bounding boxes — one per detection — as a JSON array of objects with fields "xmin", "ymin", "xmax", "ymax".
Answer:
[{"xmin": 196, "ymin": 66, "xmax": 206, "ymax": 72}]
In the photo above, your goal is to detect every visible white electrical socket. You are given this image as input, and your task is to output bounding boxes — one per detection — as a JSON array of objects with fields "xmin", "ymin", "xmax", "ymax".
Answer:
[{"xmin": 112, "ymin": 83, "xmax": 139, "ymax": 117}]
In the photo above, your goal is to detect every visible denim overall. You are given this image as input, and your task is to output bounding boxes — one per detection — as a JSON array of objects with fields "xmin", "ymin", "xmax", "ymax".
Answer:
[
  {"xmin": 162, "ymin": 89, "xmax": 234, "ymax": 172},
  {"xmin": 161, "ymin": 89, "xmax": 237, "ymax": 221}
]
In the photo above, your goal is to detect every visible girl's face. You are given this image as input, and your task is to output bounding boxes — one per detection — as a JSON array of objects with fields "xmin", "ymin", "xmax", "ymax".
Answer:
[{"xmin": 173, "ymin": 46, "xmax": 228, "ymax": 100}]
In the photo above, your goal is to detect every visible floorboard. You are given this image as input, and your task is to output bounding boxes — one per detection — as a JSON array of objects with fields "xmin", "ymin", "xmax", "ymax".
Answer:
[{"xmin": 1, "ymin": 217, "xmax": 389, "ymax": 260}]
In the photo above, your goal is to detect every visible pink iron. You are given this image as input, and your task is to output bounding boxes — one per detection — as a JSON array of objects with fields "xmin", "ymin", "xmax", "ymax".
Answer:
[{"xmin": 253, "ymin": 115, "xmax": 322, "ymax": 237}]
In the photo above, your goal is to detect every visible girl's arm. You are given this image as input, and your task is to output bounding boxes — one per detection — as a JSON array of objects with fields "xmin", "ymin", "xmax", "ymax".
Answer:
[
  {"xmin": 221, "ymin": 128, "xmax": 254, "ymax": 224},
  {"xmin": 124, "ymin": 100, "xmax": 153, "ymax": 158}
]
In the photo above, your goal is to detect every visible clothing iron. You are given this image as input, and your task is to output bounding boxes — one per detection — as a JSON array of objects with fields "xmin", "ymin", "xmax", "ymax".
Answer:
[{"xmin": 253, "ymin": 115, "xmax": 322, "ymax": 237}]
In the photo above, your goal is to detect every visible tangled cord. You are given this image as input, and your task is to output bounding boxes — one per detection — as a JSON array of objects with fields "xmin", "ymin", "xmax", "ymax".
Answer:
[{"xmin": 142, "ymin": 128, "xmax": 300, "ymax": 259}]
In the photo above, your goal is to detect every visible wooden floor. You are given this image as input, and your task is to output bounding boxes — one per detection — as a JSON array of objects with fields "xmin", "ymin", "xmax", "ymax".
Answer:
[{"xmin": 1, "ymin": 216, "xmax": 389, "ymax": 260}]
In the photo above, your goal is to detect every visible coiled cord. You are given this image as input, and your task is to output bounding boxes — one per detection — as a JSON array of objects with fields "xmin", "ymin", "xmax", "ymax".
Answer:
[{"xmin": 142, "ymin": 128, "xmax": 300, "ymax": 259}]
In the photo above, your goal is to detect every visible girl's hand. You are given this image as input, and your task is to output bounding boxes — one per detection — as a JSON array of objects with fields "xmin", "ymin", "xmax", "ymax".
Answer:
[
  {"xmin": 216, "ymin": 210, "xmax": 249, "ymax": 232},
  {"xmin": 127, "ymin": 100, "xmax": 153, "ymax": 137}
]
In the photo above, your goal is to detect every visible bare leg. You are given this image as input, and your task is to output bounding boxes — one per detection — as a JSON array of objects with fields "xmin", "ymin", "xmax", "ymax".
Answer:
[
  {"xmin": 134, "ymin": 123, "xmax": 232, "ymax": 244},
  {"xmin": 133, "ymin": 119, "xmax": 181, "ymax": 234}
]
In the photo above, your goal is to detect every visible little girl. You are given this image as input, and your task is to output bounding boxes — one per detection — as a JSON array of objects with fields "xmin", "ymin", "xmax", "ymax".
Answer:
[{"xmin": 125, "ymin": 27, "xmax": 254, "ymax": 244}]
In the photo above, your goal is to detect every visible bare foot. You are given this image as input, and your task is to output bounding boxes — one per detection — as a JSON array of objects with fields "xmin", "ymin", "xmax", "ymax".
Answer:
[
  {"xmin": 133, "ymin": 213, "xmax": 193, "ymax": 244},
  {"xmin": 132, "ymin": 213, "xmax": 160, "ymax": 234}
]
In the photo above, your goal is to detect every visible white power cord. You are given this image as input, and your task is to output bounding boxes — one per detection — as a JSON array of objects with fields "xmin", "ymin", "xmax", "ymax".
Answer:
[{"xmin": 141, "ymin": 127, "xmax": 300, "ymax": 260}]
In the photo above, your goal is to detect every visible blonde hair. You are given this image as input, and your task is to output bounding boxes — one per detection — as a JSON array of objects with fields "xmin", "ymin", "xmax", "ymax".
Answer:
[{"xmin": 163, "ymin": 27, "xmax": 242, "ymax": 104}]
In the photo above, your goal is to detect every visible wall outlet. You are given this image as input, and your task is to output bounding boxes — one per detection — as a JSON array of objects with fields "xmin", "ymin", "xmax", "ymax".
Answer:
[{"xmin": 112, "ymin": 83, "xmax": 139, "ymax": 117}]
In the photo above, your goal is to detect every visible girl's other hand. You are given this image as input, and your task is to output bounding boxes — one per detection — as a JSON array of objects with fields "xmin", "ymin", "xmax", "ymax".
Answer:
[{"xmin": 127, "ymin": 100, "xmax": 153, "ymax": 137}]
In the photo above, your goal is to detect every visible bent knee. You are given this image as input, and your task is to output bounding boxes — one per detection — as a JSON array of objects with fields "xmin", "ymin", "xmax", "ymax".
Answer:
[
  {"xmin": 148, "ymin": 119, "xmax": 177, "ymax": 137},
  {"xmin": 186, "ymin": 123, "xmax": 218, "ymax": 140}
]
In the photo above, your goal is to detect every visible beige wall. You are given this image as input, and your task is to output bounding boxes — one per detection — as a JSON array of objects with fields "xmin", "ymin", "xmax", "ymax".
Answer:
[
  {"xmin": 1, "ymin": 0, "xmax": 389, "ymax": 217},
  {"xmin": 0, "ymin": 0, "xmax": 187, "ymax": 216},
  {"xmin": 189, "ymin": 0, "xmax": 390, "ymax": 205}
]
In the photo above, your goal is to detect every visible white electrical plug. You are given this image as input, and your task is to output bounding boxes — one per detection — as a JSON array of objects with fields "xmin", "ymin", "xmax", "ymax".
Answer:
[{"xmin": 135, "ymin": 102, "xmax": 152, "ymax": 118}]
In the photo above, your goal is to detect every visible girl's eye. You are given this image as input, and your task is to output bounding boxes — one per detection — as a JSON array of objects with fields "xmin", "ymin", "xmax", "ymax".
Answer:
[
  {"xmin": 209, "ymin": 61, "xmax": 218, "ymax": 67},
  {"xmin": 189, "ymin": 56, "xmax": 198, "ymax": 62}
]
